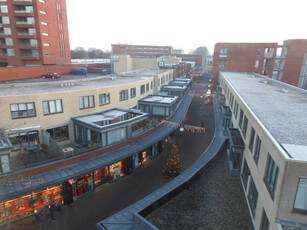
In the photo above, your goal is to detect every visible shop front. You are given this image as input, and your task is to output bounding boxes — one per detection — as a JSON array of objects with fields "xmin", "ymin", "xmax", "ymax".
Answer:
[{"xmin": 0, "ymin": 185, "xmax": 63, "ymax": 225}]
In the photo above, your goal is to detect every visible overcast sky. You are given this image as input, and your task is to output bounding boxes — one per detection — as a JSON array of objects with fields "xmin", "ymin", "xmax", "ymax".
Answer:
[{"xmin": 66, "ymin": 0, "xmax": 306, "ymax": 55}]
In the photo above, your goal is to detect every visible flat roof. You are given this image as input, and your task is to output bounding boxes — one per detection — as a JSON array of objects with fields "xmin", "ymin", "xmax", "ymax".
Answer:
[
  {"xmin": 120, "ymin": 68, "xmax": 171, "ymax": 76},
  {"xmin": 139, "ymin": 95, "xmax": 178, "ymax": 104},
  {"xmin": 72, "ymin": 109, "xmax": 146, "ymax": 128},
  {"xmin": 0, "ymin": 74, "xmax": 152, "ymax": 97},
  {"xmin": 161, "ymin": 85, "xmax": 186, "ymax": 90},
  {"xmin": 221, "ymin": 72, "xmax": 307, "ymax": 160}
]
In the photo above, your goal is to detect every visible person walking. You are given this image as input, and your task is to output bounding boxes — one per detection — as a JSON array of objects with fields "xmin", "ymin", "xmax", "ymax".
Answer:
[{"xmin": 49, "ymin": 200, "xmax": 56, "ymax": 222}]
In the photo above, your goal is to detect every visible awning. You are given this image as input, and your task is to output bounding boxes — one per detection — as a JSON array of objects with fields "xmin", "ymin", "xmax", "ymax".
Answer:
[{"xmin": 5, "ymin": 126, "xmax": 41, "ymax": 135}]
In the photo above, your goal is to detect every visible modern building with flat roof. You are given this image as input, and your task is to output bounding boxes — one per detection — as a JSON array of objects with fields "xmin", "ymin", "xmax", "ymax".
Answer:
[
  {"xmin": 0, "ymin": 0, "xmax": 71, "ymax": 67},
  {"xmin": 219, "ymin": 71, "xmax": 307, "ymax": 230},
  {"xmin": 213, "ymin": 39, "xmax": 307, "ymax": 89},
  {"xmin": 0, "ymin": 67, "xmax": 189, "ymax": 225}
]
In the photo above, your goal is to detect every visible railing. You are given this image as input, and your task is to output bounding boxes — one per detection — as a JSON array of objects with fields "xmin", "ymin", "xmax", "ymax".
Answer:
[
  {"xmin": 16, "ymin": 21, "xmax": 35, "ymax": 25},
  {"xmin": 20, "ymin": 43, "xmax": 37, "ymax": 47},
  {"xmin": 21, "ymin": 53, "xmax": 39, "ymax": 57},
  {"xmin": 15, "ymin": 10, "xmax": 34, "ymax": 13},
  {"xmin": 17, "ymin": 32, "xmax": 36, "ymax": 36}
]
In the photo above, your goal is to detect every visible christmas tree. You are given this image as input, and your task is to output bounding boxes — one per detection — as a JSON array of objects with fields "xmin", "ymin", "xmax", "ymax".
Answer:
[{"xmin": 162, "ymin": 140, "xmax": 183, "ymax": 178}]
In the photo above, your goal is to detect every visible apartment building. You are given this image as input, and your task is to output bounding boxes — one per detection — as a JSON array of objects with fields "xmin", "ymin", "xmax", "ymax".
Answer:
[
  {"xmin": 219, "ymin": 71, "xmax": 307, "ymax": 230},
  {"xmin": 111, "ymin": 44, "xmax": 203, "ymax": 66},
  {"xmin": 212, "ymin": 39, "xmax": 307, "ymax": 89},
  {"xmin": 0, "ymin": 0, "xmax": 71, "ymax": 67},
  {"xmin": 0, "ymin": 68, "xmax": 180, "ymax": 224}
]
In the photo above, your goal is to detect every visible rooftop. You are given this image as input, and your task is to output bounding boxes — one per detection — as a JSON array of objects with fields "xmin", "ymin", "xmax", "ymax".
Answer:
[
  {"xmin": 120, "ymin": 68, "xmax": 170, "ymax": 76},
  {"xmin": 161, "ymin": 85, "xmax": 187, "ymax": 90},
  {"xmin": 221, "ymin": 71, "xmax": 307, "ymax": 160},
  {"xmin": 0, "ymin": 74, "xmax": 153, "ymax": 97},
  {"xmin": 138, "ymin": 95, "xmax": 178, "ymax": 104},
  {"xmin": 72, "ymin": 108, "xmax": 146, "ymax": 129}
]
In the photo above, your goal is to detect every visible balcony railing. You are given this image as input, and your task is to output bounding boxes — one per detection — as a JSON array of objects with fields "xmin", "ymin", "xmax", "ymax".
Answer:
[
  {"xmin": 21, "ymin": 53, "xmax": 39, "ymax": 57},
  {"xmin": 17, "ymin": 32, "xmax": 36, "ymax": 36},
  {"xmin": 15, "ymin": 10, "xmax": 34, "ymax": 13},
  {"xmin": 20, "ymin": 43, "xmax": 37, "ymax": 47},
  {"xmin": 264, "ymin": 52, "xmax": 274, "ymax": 59},
  {"xmin": 16, "ymin": 21, "xmax": 35, "ymax": 25}
]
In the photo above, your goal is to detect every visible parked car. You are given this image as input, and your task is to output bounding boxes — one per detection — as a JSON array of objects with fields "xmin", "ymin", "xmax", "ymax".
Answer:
[
  {"xmin": 42, "ymin": 72, "xmax": 61, "ymax": 79},
  {"xmin": 71, "ymin": 67, "xmax": 87, "ymax": 75}
]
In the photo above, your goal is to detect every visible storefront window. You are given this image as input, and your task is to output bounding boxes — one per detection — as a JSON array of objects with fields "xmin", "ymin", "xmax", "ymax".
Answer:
[
  {"xmin": 94, "ymin": 167, "xmax": 109, "ymax": 188},
  {"xmin": 109, "ymin": 161, "xmax": 126, "ymax": 181}
]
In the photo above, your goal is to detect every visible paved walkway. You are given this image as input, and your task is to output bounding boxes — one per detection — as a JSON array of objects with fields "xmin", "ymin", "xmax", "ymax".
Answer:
[{"xmin": 3, "ymin": 76, "xmax": 214, "ymax": 230}]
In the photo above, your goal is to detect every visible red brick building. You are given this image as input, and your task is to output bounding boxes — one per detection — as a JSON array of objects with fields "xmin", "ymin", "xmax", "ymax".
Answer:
[
  {"xmin": 212, "ymin": 39, "xmax": 307, "ymax": 89},
  {"xmin": 112, "ymin": 44, "xmax": 203, "ymax": 66},
  {"xmin": 0, "ymin": 0, "xmax": 71, "ymax": 67}
]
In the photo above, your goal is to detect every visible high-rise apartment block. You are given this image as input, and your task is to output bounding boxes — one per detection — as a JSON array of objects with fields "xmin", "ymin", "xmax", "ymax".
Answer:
[{"xmin": 0, "ymin": 0, "xmax": 71, "ymax": 67}]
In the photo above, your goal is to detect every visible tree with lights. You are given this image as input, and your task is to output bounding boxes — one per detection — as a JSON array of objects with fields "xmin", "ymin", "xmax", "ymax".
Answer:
[{"xmin": 162, "ymin": 140, "xmax": 183, "ymax": 178}]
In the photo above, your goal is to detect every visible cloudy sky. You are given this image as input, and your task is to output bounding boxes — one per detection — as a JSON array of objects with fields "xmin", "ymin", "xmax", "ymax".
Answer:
[{"xmin": 66, "ymin": 0, "xmax": 306, "ymax": 54}]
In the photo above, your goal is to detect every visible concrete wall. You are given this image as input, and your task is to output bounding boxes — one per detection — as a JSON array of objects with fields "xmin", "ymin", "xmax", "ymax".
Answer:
[{"xmin": 0, "ymin": 64, "xmax": 83, "ymax": 81}]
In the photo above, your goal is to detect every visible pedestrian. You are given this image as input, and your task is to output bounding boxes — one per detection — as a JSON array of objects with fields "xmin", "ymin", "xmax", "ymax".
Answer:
[{"xmin": 49, "ymin": 200, "xmax": 56, "ymax": 222}]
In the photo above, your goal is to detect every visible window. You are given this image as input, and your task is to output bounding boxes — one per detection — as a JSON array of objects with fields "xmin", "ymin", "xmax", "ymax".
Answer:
[
  {"xmin": 107, "ymin": 127, "xmax": 126, "ymax": 145},
  {"xmin": 146, "ymin": 83, "xmax": 149, "ymax": 92},
  {"xmin": 46, "ymin": 125, "xmax": 69, "ymax": 141},
  {"xmin": 257, "ymin": 48, "xmax": 261, "ymax": 56},
  {"xmin": 234, "ymin": 100, "xmax": 239, "ymax": 119},
  {"xmin": 0, "ymin": 5, "xmax": 8, "ymax": 13},
  {"xmin": 41, "ymin": 22, "xmax": 48, "ymax": 25},
  {"xmin": 10, "ymin": 102, "xmax": 36, "ymax": 119},
  {"xmin": 58, "ymin": 23, "xmax": 63, "ymax": 31},
  {"xmin": 59, "ymin": 33, "xmax": 64, "ymax": 40},
  {"xmin": 99, "ymin": 93, "xmax": 110, "ymax": 105},
  {"xmin": 151, "ymin": 81, "xmax": 153, "ymax": 89},
  {"xmin": 241, "ymin": 159, "xmax": 250, "ymax": 190},
  {"xmin": 140, "ymin": 85, "xmax": 145, "ymax": 94},
  {"xmin": 264, "ymin": 154, "xmax": 279, "ymax": 198},
  {"xmin": 3, "ymin": 27, "xmax": 11, "ymax": 35},
  {"xmin": 294, "ymin": 178, "xmax": 307, "ymax": 212},
  {"xmin": 39, "ymin": 10, "xmax": 46, "ymax": 15},
  {"xmin": 260, "ymin": 209, "xmax": 270, "ymax": 230},
  {"xmin": 43, "ymin": 43, "xmax": 50, "ymax": 47},
  {"xmin": 238, "ymin": 109, "xmax": 243, "ymax": 128},
  {"xmin": 242, "ymin": 115, "xmax": 248, "ymax": 138},
  {"xmin": 57, "ymin": 13, "xmax": 62, "ymax": 21},
  {"xmin": 130, "ymin": 88, "xmax": 136, "ymax": 98},
  {"xmin": 79, "ymin": 95, "xmax": 95, "ymax": 109},
  {"xmin": 42, "ymin": 33, "xmax": 49, "ymax": 36},
  {"xmin": 5, "ymin": 38, "xmax": 13, "ymax": 46},
  {"xmin": 254, "ymin": 136, "xmax": 262, "ymax": 164},
  {"xmin": 219, "ymin": 48, "xmax": 228, "ymax": 57},
  {"xmin": 248, "ymin": 178, "xmax": 258, "ymax": 217},
  {"xmin": 43, "ymin": 99, "xmax": 63, "ymax": 115},
  {"xmin": 218, "ymin": 59, "xmax": 227, "ymax": 69},
  {"xmin": 255, "ymin": 60, "xmax": 260, "ymax": 68},
  {"xmin": 1, "ymin": 16, "xmax": 9, "ymax": 24},
  {"xmin": 249, "ymin": 128, "xmax": 255, "ymax": 152},
  {"xmin": 119, "ymin": 89, "xmax": 128, "ymax": 101},
  {"xmin": 56, "ymin": 3, "xmax": 61, "ymax": 11}
]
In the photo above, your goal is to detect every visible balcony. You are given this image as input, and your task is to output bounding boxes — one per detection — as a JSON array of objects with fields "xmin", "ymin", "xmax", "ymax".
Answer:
[
  {"xmin": 20, "ymin": 53, "xmax": 39, "ymax": 60},
  {"xmin": 264, "ymin": 52, "xmax": 274, "ymax": 59},
  {"xmin": 227, "ymin": 128, "xmax": 245, "ymax": 176},
  {"xmin": 222, "ymin": 106, "xmax": 232, "ymax": 133},
  {"xmin": 13, "ymin": 0, "xmax": 33, "ymax": 5},
  {"xmin": 17, "ymin": 32, "xmax": 36, "ymax": 39},
  {"xmin": 14, "ymin": 10, "xmax": 34, "ymax": 16}
]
